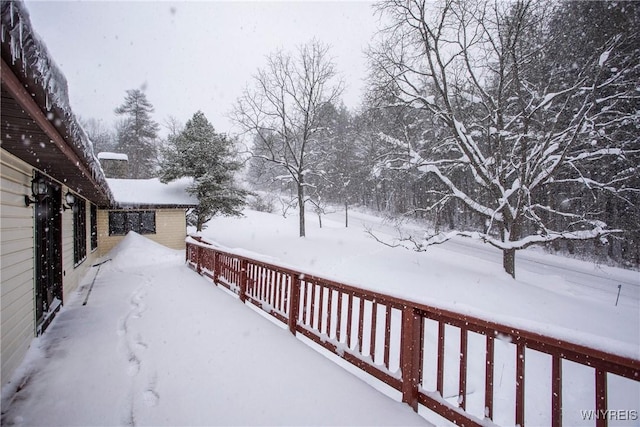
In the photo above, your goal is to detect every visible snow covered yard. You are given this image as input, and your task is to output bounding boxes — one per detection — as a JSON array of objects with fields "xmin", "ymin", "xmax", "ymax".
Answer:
[
  {"xmin": 200, "ymin": 208, "xmax": 639, "ymax": 357},
  {"xmin": 196, "ymin": 207, "xmax": 640, "ymax": 426},
  {"xmin": 2, "ymin": 207, "xmax": 638, "ymax": 426},
  {"xmin": 0, "ymin": 233, "xmax": 429, "ymax": 427}
]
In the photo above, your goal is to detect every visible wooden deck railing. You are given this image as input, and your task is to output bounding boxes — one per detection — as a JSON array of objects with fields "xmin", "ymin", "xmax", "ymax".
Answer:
[{"xmin": 186, "ymin": 236, "xmax": 639, "ymax": 426}]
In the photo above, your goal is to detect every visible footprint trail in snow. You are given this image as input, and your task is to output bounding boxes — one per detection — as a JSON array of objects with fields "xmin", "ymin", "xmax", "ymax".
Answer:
[{"xmin": 117, "ymin": 276, "xmax": 160, "ymax": 422}]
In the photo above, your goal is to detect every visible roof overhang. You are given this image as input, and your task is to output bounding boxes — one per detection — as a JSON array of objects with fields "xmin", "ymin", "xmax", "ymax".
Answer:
[
  {"xmin": 105, "ymin": 178, "xmax": 198, "ymax": 209},
  {"xmin": 1, "ymin": 1, "xmax": 113, "ymax": 207},
  {"xmin": 108, "ymin": 204, "xmax": 197, "ymax": 210}
]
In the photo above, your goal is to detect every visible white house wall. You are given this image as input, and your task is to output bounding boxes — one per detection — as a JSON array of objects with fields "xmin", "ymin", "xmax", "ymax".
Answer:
[
  {"xmin": 0, "ymin": 149, "xmax": 35, "ymax": 388},
  {"xmin": 1, "ymin": 148, "xmax": 100, "ymax": 387}
]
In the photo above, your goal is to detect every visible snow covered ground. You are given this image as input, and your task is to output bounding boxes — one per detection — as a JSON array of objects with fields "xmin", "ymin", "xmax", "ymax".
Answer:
[
  {"xmin": 0, "ymin": 233, "xmax": 429, "ymax": 426},
  {"xmin": 2, "ymin": 207, "xmax": 638, "ymax": 426},
  {"xmin": 200, "ymin": 208, "xmax": 639, "ymax": 358},
  {"xmin": 195, "ymin": 207, "xmax": 639, "ymax": 425}
]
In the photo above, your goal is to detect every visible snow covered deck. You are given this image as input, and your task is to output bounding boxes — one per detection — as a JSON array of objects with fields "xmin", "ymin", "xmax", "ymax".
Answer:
[{"xmin": 0, "ymin": 233, "xmax": 429, "ymax": 426}]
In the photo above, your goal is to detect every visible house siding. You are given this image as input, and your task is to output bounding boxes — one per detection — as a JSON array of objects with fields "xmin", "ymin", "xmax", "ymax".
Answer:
[
  {"xmin": 1, "ymin": 148, "xmax": 102, "ymax": 387},
  {"xmin": 1, "ymin": 149, "xmax": 35, "ymax": 386},
  {"xmin": 97, "ymin": 208, "xmax": 188, "ymax": 256}
]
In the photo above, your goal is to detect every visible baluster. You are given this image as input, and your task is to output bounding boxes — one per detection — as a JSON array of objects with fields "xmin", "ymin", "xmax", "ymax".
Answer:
[
  {"xmin": 459, "ymin": 327, "xmax": 468, "ymax": 410},
  {"xmin": 485, "ymin": 334, "xmax": 495, "ymax": 421},
  {"xmin": 302, "ymin": 280, "xmax": 309, "ymax": 326},
  {"xmin": 437, "ymin": 322, "xmax": 445, "ymax": 396},
  {"xmin": 346, "ymin": 293, "xmax": 353, "ymax": 349},
  {"xmin": 326, "ymin": 289, "xmax": 333, "ymax": 339},
  {"xmin": 336, "ymin": 292, "xmax": 343, "ymax": 342},
  {"xmin": 318, "ymin": 284, "xmax": 325, "ymax": 334},
  {"xmin": 370, "ymin": 301, "xmax": 377, "ymax": 360},
  {"xmin": 384, "ymin": 306, "xmax": 391, "ymax": 370},
  {"xmin": 282, "ymin": 273, "xmax": 289, "ymax": 315},
  {"xmin": 275, "ymin": 272, "xmax": 283, "ymax": 312},
  {"xmin": 358, "ymin": 296, "xmax": 365, "ymax": 354}
]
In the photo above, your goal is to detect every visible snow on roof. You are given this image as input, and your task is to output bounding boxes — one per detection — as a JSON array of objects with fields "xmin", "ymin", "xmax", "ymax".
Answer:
[
  {"xmin": 98, "ymin": 152, "xmax": 129, "ymax": 161},
  {"xmin": 106, "ymin": 178, "xmax": 198, "ymax": 208}
]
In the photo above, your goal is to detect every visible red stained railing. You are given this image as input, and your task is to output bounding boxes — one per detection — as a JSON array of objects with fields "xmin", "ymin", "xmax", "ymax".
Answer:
[{"xmin": 186, "ymin": 237, "xmax": 639, "ymax": 426}]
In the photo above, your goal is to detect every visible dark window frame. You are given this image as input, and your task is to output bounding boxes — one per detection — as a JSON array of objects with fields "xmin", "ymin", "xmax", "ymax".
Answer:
[
  {"xmin": 108, "ymin": 210, "xmax": 156, "ymax": 236},
  {"xmin": 73, "ymin": 198, "xmax": 87, "ymax": 266},
  {"xmin": 90, "ymin": 204, "xmax": 98, "ymax": 251}
]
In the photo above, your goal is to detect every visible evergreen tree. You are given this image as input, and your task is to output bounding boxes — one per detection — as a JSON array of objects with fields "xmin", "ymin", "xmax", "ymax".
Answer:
[
  {"xmin": 114, "ymin": 89, "xmax": 160, "ymax": 178},
  {"xmin": 160, "ymin": 111, "xmax": 248, "ymax": 231}
]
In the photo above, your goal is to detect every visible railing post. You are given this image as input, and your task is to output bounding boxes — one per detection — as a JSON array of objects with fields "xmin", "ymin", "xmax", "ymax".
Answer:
[
  {"xmin": 196, "ymin": 245, "xmax": 202, "ymax": 275},
  {"xmin": 213, "ymin": 251, "xmax": 220, "ymax": 283},
  {"xmin": 401, "ymin": 305, "xmax": 423, "ymax": 411},
  {"xmin": 516, "ymin": 342, "xmax": 526, "ymax": 427},
  {"xmin": 551, "ymin": 354, "xmax": 562, "ymax": 427},
  {"xmin": 595, "ymin": 368, "xmax": 608, "ymax": 427},
  {"xmin": 288, "ymin": 273, "xmax": 301, "ymax": 335},
  {"xmin": 239, "ymin": 259, "xmax": 248, "ymax": 302}
]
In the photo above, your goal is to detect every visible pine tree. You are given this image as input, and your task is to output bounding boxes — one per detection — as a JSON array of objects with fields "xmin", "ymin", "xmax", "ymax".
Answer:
[
  {"xmin": 114, "ymin": 89, "xmax": 160, "ymax": 178},
  {"xmin": 160, "ymin": 111, "xmax": 248, "ymax": 231}
]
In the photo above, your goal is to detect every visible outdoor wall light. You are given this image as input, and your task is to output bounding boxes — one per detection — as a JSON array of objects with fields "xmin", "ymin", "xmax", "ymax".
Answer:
[
  {"xmin": 24, "ymin": 177, "xmax": 48, "ymax": 206},
  {"xmin": 63, "ymin": 191, "xmax": 76, "ymax": 211}
]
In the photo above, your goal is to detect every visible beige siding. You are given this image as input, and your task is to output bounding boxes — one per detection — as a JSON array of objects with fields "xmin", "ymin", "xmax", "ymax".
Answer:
[
  {"xmin": 1, "ymin": 149, "xmax": 102, "ymax": 387},
  {"xmin": 98, "ymin": 209, "xmax": 188, "ymax": 256},
  {"xmin": 1, "ymin": 149, "xmax": 35, "ymax": 387}
]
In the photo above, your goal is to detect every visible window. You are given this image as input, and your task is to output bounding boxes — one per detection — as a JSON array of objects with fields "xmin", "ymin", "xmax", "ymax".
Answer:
[
  {"xmin": 90, "ymin": 204, "xmax": 98, "ymax": 251},
  {"xmin": 108, "ymin": 211, "xmax": 156, "ymax": 236},
  {"xmin": 73, "ymin": 198, "xmax": 87, "ymax": 266}
]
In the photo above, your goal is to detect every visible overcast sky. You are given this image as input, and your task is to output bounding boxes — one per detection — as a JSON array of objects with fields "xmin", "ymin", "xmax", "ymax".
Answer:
[{"xmin": 24, "ymin": 1, "xmax": 381, "ymax": 138}]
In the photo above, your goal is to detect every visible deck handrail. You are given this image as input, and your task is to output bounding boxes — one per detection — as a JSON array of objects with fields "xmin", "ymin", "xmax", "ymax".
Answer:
[{"xmin": 186, "ymin": 236, "xmax": 639, "ymax": 427}]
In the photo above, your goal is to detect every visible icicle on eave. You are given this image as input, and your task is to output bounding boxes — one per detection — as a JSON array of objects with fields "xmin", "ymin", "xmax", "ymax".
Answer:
[
  {"xmin": 9, "ymin": 25, "xmax": 21, "ymax": 65},
  {"xmin": 18, "ymin": 19, "xmax": 25, "ymax": 72}
]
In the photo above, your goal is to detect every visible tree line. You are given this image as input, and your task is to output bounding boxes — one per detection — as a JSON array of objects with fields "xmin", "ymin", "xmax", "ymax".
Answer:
[{"xmin": 84, "ymin": 0, "xmax": 639, "ymax": 277}]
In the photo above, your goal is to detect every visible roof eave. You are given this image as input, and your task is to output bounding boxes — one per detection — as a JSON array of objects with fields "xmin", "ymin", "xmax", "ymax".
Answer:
[
  {"xmin": 0, "ymin": 1, "xmax": 113, "ymax": 206},
  {"xmin": 109, "ymin": 204, "xmax": 198, "ymax": 210}
]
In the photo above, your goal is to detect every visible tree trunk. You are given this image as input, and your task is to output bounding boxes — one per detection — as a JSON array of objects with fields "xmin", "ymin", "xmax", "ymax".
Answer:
[
  {"xmin": 297, "ymin": 180, "xmax": 306, "ymax": 237},
  {"xmin": 345, "ymin": 201, "xmax": 349, "ymax": 228},
  {"xmin": 503, "ymin": 248, "xmax": 516, "ymax": 279},
  {"xmin": 196, "ymin": 214, "xmax": 203, "ymax": 232}
]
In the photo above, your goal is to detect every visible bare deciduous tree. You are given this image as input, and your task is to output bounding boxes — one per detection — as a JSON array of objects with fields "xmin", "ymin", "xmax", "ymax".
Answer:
[
  {"xmin": 370, "ymin": 0, "xmax": 638, "ymax": 277},
  {"xmin": 233, "ymin": 39, "xmax": 344, "ymax": 237}
]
